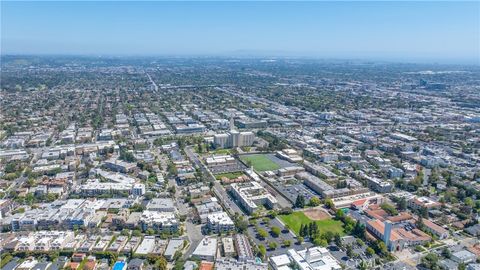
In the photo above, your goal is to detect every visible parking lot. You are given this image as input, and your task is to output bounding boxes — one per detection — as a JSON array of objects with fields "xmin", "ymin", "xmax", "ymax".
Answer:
[
  {"xmin": 273, "ymin": 182, "xmax": 319, "ymax": 204},
  {"xmin": 327, "ymin": 237, "xmax": 378, "ymax": 267},
  {"xmin": 247, "ymin": 216, "xmax": 312, "ymax": 256},
  {"xmin": 208, "ymin": 160, "xmax": 247, "ymax": 174}
]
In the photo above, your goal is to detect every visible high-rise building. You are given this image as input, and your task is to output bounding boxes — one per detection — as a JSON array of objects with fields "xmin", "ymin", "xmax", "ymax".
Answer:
[
  {"xmin": 213, "ymin": 131, "xmax": 254, "ymax": 148},
  {"xmin": 213, "ymin": 118, "xmax": 255, "ymax": 148}
]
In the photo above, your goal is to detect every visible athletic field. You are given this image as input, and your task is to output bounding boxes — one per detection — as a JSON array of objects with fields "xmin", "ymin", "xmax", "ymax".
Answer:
[
  {"xmin": 279, "ymin": 211, "xmax": 344, "ymax": 236},
  {"xmin": 239, "ymin": 154, "xmax": 281, "ymax": 171}
]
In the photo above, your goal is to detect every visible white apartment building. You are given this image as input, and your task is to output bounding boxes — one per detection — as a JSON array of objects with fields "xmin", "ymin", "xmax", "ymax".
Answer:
[{"xmin": 207, "ymin": 212, "xmax": 235, "ymax": 234}]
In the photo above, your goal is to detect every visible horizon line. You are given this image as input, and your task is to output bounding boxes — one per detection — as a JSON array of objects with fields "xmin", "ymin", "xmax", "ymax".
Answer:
[{"xmin": 1, "ymin": 53, "xmax": 479, "ymax": 66}]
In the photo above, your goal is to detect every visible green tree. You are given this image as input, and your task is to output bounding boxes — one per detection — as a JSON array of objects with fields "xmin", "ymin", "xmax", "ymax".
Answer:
[
  {"xmin": 380, "ymin": 203, "xmax": 398, "ymax": 216},
  {"xmin": 235, "ymin": 217, "xmax": 249, "ymax": 233},
  {"xmin": 335, "ymin": 209, "xmax": 345, "ymax": 220},
  {"xmin": 155, "ymin": 256, "xmax": 168, "ymax": 270},
  {"xmin": 346, "ymin": 244, "xmax": 354, "ymax": 257},
  {"xmin": 397, "ymin": 197, "xmax": 407, "ymax": 210},
  {"xmin": 299, "ymin": 224, "xmax": 306, "ymax": 237},
  {"xmin": 465, "ymin": 197, "xmax": 474, "ymax": 207},
  {"xmin": 375, "ymin": 241, "xmax": 389, "ymax": 257},
  {"xmin": 324, "ymin": 198, "xmax": 334, "ymax": 209},
  {"xmin": 309, "ymin": 197, "xmax": 321, "ymax": 207},
  {"xmin": 313, "ymin": 238, "xmax": 328, "ymax": 247},
  {"xmin": 421, "ymin": 253, "xmax": 440, "ymax": 270},
  {"xmin": 295, "ymin": 195, "xmax": 306, "ymax": 208},
  {"xmin": 258, "ymin": 245, "xmax": 267, "ymax": 258},
  {"xmin": 258, "ymin": 228, "xmax": 268, "ymax": 239},
  {"xmin": 262, "ymin": 217, "xmax": 270, "ymax": 225},
  {"xmin": 297, "ymin": 236, "xmax": 304, "ymax": 244},
  {"xmin": 441, "ymin": 248, "xmax": 451, "ymax": 259},
  {"xmin": 334, "ymin": 233, "xmax": 342, "ymax": 248},
  {"xmin": 271, "ymin": 226, "xmax": 281, "ymax": 237},
  {"xmin": 352, "ymin": 221, "xmax": 366, "ymax": 239},
  {"xmin": 268, "ymin": 241, "xmax": 278, "ymax": 250}
]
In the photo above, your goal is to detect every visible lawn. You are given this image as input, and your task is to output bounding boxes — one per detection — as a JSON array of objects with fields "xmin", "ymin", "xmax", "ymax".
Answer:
[
  {"xmin": 279, "ymin": 211, "xmax": 345, "ymax": 236},
  {"xmin": 215, "ymin": 171, "xmax": 244, "ymax": 180},
  {"xmin": 239, "ymin": 154, "xmax": 280, "ymax": 171},
  {"xmin": 211, "ymin": 148, "xmax": 233, "ymax": 155}
]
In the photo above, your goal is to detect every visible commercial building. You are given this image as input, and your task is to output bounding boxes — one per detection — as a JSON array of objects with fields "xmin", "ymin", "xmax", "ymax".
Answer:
[
  {"xmin": 296, "ymin": 172, "xmax": 333, "ymax": 197},
  {"xmin": 104, "ymin": 158, "xmax": 136, "ymax": 173},
  {"xmin": 215, "ymin": 258, "xmax": 267, "ymax": 270},
  {"xmin": 408, "ymin": 196, "xmax": 441, "ymax": 211},
  {"xmin": 270, "ymin": 247, "xmax": 341, "ymax": 270},
  {"xmin": 146, "ymin": 198, "xmax": 176, "ymax": 212},
  {"xmin": 174, "ymin": 123, "xmax": 206, "ymax": 134},
  {"xmin": 80, "ymin": 180, "xmax": 132, "ymax": 196},
  {"xmin": 276, "ymin": 149, "xmax": 303, "ymax": 163},
  {"xmin": 422, "ymin": 219, "xmax": 449, "ymax": 239},
  {"xmin": 365, "ymin": 176, "xmax": 394, "ymax": 193},
  {"xmin": 235, "ymin": 119, "xmax": 268, "ymax": 129},
  {"xmin": 205, "ymin": 155, "xmax": 236, "ymax": 167},
  {"xmin": 192, "ymin": 237, "xmax": 218, "ymax": 261}
]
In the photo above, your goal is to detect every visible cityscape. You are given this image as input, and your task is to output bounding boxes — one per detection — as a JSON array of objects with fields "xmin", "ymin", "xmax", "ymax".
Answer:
[{"xmin": 1, "ymin": 1, "xmax": 480, "ymax": 270}]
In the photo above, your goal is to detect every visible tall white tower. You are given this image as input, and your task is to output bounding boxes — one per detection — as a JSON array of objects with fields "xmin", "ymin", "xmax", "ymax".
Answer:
[
  {"xmin": 229, "ymin": 117, "xmax": 235, "ymax": 131},
  {"xmin": 384, "ymin": 220, "xmax": 393, "ymax": 251}
]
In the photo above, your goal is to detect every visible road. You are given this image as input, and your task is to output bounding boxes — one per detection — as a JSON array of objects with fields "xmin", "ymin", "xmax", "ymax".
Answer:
[
  {"xmin": 167, "ymin": 160, "xmax": 204, "ymax": 260},
  {"xmin": 212, "ymin": 182, "xmax": 246, "ymax": 217},
  {"xmin": 183, "ymin": 220, "xmax": 203, "ymax": 259},
  {"xmin": 184, "ymin": 145, "xmax": 248, "ymax": 217},
  {"xmin": 146, "ymin": 72, "xmax": 158, "ymax": 92}
]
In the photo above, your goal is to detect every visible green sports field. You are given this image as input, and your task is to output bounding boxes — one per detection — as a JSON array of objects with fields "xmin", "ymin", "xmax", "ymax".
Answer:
[
  {"xmin": 239, "ymin": 154, "xmax": 281, "ymax": 171},
  {"xmin": 279, "ymin": 211, "xmax": 345, "ymax": 236}
]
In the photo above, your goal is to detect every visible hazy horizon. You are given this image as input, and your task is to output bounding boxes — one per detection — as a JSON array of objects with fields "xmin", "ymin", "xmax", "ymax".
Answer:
[{"xmin": 2, "ymin": 1, "xmax": 479, "ymax": 65}]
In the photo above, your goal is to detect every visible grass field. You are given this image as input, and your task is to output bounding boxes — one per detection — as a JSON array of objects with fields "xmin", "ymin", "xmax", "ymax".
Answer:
[
  {"xmin": 215, "ymin": 171, "xmax": 244, "ymax": 180},
  {"xmin": 279, "ymin": 211, "xmax": 344, "ymax": 236},
  {"xmin": 211, "ymin": 148, "xmax": 233, "ymax": 155},
  {"xmin": 239, "ymin": 154, "xmax": 280, "ymax": 171}
]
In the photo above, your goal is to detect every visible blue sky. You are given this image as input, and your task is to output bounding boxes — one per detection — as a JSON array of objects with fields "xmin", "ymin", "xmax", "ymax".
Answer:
[{"xmin": 1, "ymin": 1, "xmax": 479, "ymax": 63}]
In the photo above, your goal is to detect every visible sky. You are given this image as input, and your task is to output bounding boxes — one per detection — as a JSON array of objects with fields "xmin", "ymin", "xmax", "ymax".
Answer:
[{"xmin": 1, "ymin": 1, "xmax": 479, "ymax": 64}]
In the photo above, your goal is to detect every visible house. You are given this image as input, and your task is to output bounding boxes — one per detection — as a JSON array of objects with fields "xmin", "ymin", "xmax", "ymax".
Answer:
[
  {"xmin": 451, "ymin": 250, "xmax": 476, "ymax": 264},
  {"xmin": 16, "ymin": 258, "xmax": 38, "ymax": 270},
  {"xmin": 465, "ymin": 224, "xmax": 480, "ymax": 237},
  {"xmin": 127, "ymin": 259, "xmax": 144, "ymax": 270}
]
